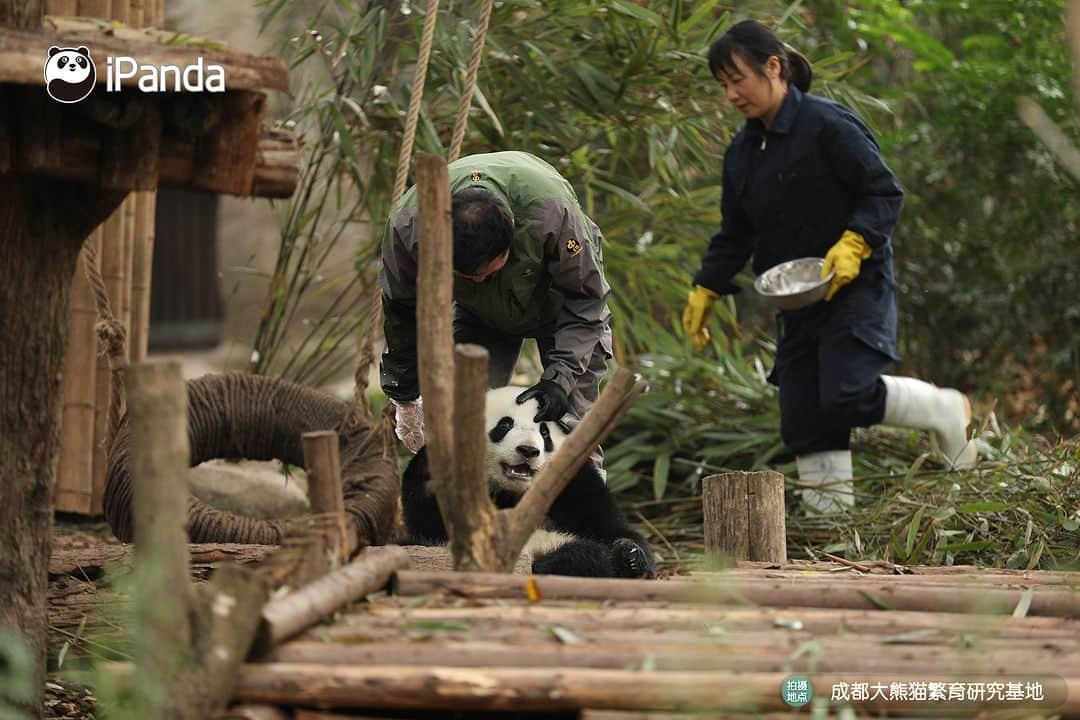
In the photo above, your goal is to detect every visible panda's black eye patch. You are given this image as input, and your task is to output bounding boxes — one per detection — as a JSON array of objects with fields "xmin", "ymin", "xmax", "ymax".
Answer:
[
  {"xmin": 488, "ymin": 416, "xmax": 514, "ymax": 443},
  {"xmin": 539, "ymin": 423, "xmax": 553, "ymax": 453},
  {"xmin": 77, "ymin": 57, "xmax": 87, "ymax": 68},
  {"xmin": 58, "ymin": 55, "xmax": 68, "ymax": 65}
]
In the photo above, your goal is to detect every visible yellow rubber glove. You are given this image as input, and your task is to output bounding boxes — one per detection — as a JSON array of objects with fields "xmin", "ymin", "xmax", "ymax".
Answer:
[
  {"xmin": 822, "ymin": 230, "xmax": 871, "ymax": 301},
  {"xmin": 682, "ymin": 285, "xmax": 721, "ymax": 351}
]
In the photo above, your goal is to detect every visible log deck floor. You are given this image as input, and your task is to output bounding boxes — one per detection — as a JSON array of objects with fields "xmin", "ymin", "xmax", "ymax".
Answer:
[{"xmin": 46, "ymin": 539, "xmax": 1080, "ymax": 718}]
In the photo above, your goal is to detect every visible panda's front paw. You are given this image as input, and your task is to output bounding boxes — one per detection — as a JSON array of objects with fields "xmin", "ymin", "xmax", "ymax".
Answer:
[{"xmin": 611, "ymin": 538, "xmax": 656, "ymax": 579}]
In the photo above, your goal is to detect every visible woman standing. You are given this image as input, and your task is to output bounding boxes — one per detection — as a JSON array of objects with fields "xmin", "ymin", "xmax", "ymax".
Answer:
[{"xmin": 682, "ymin": 20, "xmax": 976, "ymax": 512}]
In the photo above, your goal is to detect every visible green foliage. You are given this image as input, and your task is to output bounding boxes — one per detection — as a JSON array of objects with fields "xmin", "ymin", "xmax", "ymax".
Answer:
[
  {"xmin": 0, "ymin": 629, "xmax": 35, "ymax": 720},
  {"xmin": 811, "ymin": 0, "xmax": 1079, "ymax": 432}
]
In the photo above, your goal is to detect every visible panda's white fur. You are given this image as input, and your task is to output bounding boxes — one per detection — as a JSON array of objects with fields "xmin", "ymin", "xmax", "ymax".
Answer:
[{"xmin": 483, "ymin": 386, "xmax": 565, "ymax": 493}]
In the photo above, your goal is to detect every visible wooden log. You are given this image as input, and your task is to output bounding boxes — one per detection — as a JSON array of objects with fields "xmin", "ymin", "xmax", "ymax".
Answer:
[
  {"xmin": 55, "ymin": 245, "xmax": 99, "ymax": 513},
  {"xmin": 302, "ymin": 431, "xmax": 344, "ymax": 518},
  {"xmin": 128, "ymin": 0, "xmax": 144, "ymax": 27},
  {"xmin": 125, "ymin": 360, "xmax": 195, "ymax": 716},
  {"xmin": 694, "ymin": 567, "xmax": 1080, "ymax": 589},
  {"xmin": 338, "ymin": 602, "xmax": 1080, "ymax": 641},
  {"xmin": 99, "ymin": 99, "xmax": 162, "ymax": 190},
  {"xmin": 267, "ymin": 638, "xmax": 1080, "ymax": 676},
  {"xmin": 191, "ymin": 92, "xmax": 265, "ymax": 196},
  {"xmin": 129, "ymin": 191, "xmax": 155, "ymax": 362},
  {"xmin": 231, "ymin": 664, "xmax": 1080, "ymax": 715},
  {"xmin": 703, "ymin": 472, "xmax": 786, "ymax": 566},
  {"xmin": 109, "ymin": 0, "xmax": 130, "ymax": 23},
  {"xmin": 497, "ymin": 367, "xmax": 642, "ymax": 571},
  {"xmin": 0, "ymin": 18, "xmax": 289, "ymax": 92},
  {"xmin": 252, "ymin": 546, "xmax": 411, "ymax": 655},
  {"xmin": 392, "ymin": 570, "xmax": 1080, "ymax": 617},
  {"xmin": 414, "ymin": 153, "xmax": 456, "ymax": 541},
  {"xmin": 217, "ymin": 706, "xmax": 291, "ymax": 720},
  {"xmin": 450, "ymin": 343, "xmax": 499, "ymax": 571},
  {"xmin": 19, "ymin": 121, "xmax": 296, "ymax": 197},
  {"xmin": 16, "ymin": 86, "xmax": 63, "ymax": 172}
]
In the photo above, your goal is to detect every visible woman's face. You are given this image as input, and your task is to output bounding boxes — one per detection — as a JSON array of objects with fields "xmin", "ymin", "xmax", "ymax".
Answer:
[{"xmin": 715, "ymin": 53, "xmax": 786, "ymax": 127}]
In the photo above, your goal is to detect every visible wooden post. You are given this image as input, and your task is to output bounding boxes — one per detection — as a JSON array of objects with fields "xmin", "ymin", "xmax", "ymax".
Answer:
[
  {"xmin": 702, "ymin": 471, "xmax": 786, "ymax": 567},
  {"xmin": 125, "ymin": 360, "xmax": 195, "ymax": 716},
  {"xmin": 130, "ymin": 191, "xmax": 156, "ymax": 362},
  {"xmin": 449, "ymin": 343, "xmax": 498, "ymax": 571},
  {"xmin": 301, "ymin": 430, "xmax": 346, "ymax": 565},
  {"xmin": 56, "ymin": 247, "xmax": 100, "ymax": 513},
  {"xmin": 413, "ymin": 153, "xmax": 455, "ymax": 538}
]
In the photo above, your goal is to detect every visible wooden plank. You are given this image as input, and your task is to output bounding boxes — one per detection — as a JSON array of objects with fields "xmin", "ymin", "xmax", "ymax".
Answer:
[
  {"xmin": 0, "ymin": 18, "xmax": 289, "ymax": 91},
  {"xmin": 392, "ymin": 570, "xmax": 1080, "ymax": 617}
]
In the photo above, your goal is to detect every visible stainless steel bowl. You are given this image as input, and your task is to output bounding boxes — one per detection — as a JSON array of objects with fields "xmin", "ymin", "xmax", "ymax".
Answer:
[{"xmin": 753, "ymin": 257, "xmax": 834, "ymax": 311}]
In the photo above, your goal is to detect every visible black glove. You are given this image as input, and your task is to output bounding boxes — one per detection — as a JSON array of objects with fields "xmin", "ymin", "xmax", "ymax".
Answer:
[{"xmin": 515, "ymin": 380, "xmax": 570, "ymax": 422}]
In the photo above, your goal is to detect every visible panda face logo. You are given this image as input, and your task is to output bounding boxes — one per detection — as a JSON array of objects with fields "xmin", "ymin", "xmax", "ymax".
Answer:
[{"xmin": 44, "ymin": 46, "xmax": 96, "ymax": 104}]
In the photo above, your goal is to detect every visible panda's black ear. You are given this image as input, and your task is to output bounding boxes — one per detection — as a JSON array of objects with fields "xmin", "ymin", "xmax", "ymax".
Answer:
[
  {"xmin": 49, "ymin": 46, "xmax": 61, "ymax": 57},
  {"xmin": 76, "ymin": 47, "xmax": 90, "ymax": 57}
]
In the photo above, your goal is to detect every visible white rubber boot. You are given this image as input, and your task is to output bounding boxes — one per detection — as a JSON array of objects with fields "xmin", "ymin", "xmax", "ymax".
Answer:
[
  {"xmin": 881, "ymin": 375, "xmax": 977, "ymax": 470},
  {"xmin": 797, "ymin": 450, "xmax": 854, "ymax": 514}
]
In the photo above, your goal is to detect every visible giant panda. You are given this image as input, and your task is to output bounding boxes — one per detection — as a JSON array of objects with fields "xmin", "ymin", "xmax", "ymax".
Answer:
[{"xmin": 401, "ymin": 386, "xmax": 656, "ymax": 579}]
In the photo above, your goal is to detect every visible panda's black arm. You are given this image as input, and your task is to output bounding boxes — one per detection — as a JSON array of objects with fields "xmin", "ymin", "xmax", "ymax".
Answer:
[
  {"xmin": 400, "ymin": 447, "xmax": 449, "ymax": 543},
  {"xmin": 545, "ymin": 462, "xmax": 645, "ymax": 545}
]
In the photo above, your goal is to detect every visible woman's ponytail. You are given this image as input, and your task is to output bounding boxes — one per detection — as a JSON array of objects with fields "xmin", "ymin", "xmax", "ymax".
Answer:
[{"xmin": 784, "ymin": 44, "xmax": 813, "ymax": 93}]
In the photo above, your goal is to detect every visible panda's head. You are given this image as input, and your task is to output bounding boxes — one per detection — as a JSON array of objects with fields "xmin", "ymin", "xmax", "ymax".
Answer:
[
  {"xmin": 484, "ymin": 386, "xmax": 570, "ymax": 493},
  {"xmin": 44, "ymin": 46, "xmax": 96, "ymax": 104}
]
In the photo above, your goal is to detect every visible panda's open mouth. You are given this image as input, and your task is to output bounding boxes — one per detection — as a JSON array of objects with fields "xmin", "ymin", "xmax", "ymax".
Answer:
[{"xmin": 500, "ymin": 462, "xmax": 535, "ymax": 481}]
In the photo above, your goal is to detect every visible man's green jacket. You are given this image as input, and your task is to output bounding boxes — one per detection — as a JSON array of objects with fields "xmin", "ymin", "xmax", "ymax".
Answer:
[{"xmin": 379, "ymin": 151, "xmax": 611, "ymax": 402}]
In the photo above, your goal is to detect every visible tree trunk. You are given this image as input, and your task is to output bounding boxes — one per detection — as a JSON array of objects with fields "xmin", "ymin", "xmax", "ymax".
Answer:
[{"xmin": 0, "ymin": 172, "xmax": 125, "ymax": 715}]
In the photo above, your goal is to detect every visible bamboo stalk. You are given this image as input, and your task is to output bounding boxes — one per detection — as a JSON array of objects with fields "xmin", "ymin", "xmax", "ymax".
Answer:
[
  {"xmin": 252, "ymin": 546, "xmax": 411, "ymax": 654},
  {"xmin": 56, "ymin": 244, "xmax": 99, "ymax": 513},
  {"xmin": 121, "ymin": 196, "xmax": 136, "ymax": 360},
  {"xmin": 75, "ymin": 0, "xmax": 108, "ymax": 17},
  {"xmin": 43, "ymin": 0, "xmax": 78, "ymax": 13},
  {"xmin": 267, "ymin": 638, "xmax": 1080, "ymax": 676},
  {"xmin": 392, "ymin": 570, "xmax": 1080, "ymax": 618},
  {"xmin": 129, "ymin": 192, "xmax": 156, "ymax": 363},
  {"xmin": 231, "ymin": 664, "xmax": 1080, "ymax": 715}
]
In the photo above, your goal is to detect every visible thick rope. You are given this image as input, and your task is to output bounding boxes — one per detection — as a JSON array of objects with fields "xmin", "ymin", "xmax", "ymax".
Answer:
[
  {"xmin": 391, "ymin": 0, "xmax": 441, "ymax": 205},
  {"xmin": 448, "ymin": 0, "xmax": 495, "ymax": 163},
  {"xmin": 81, "ymin": 239, "xmax": 128, "ymax": 452}
]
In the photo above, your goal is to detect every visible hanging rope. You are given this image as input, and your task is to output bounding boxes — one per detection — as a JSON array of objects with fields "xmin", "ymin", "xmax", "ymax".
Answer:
[
  {"xmin": 349, "ymin": 0, "xmax": 493, "ymax": 441},
  {"xmin": 391, "ymin": 0, "xmax": 442, "ymax": 205},
  {"xmin": 448, "ymin": 0, "xmax": 495, "ymax": 163},
  {"xmin": 81, "ymin": 239, "xmax": 128, "ymax": 452}
]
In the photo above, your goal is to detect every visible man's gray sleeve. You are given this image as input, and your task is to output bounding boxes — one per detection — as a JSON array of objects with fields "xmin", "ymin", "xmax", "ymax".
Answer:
[
  {"xmin": 379, "ymin": 209, "xmax": 422, "ymax": 402},
  {"xmin": 535, "ymin": 198, "xmax": 613, "ymax": 396}
]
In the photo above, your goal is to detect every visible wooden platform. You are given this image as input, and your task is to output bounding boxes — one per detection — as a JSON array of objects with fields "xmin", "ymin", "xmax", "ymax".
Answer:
[{"xmin": 225, "ymin": 556, "xmax": 1079, "ymax": 719}]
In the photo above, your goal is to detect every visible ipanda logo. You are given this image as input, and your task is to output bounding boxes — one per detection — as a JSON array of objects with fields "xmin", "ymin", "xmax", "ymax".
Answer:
[{"xmin": 44, "ymin": 46, "xmax": 225, "ymax": 103}]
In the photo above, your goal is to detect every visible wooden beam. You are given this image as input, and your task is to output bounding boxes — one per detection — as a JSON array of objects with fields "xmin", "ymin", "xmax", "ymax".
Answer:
[
  {"xmin": 414, "ymin": 153, "xmax": 456, "ymax": 548},
  {"xmin": 392, "ymin": 570, "xmax": 1080, "ymax": 618},
  {"xmin": 230, "ymin": 664, "xmax": 1080, "ymax": 715},
  {"xmin": 251, "ymin": 546, "xmax": 410, "ymax": 655},
  {"xmin": 19, "ymin": 121, "xmax": 297, "ymax": 197},
  {"xmin": 192, "ymin": 91, "xmax": 264, "ymax": 196},
  {"xmin": 0, "ymin": 18, "xmax": 289, "ymax": 91}
]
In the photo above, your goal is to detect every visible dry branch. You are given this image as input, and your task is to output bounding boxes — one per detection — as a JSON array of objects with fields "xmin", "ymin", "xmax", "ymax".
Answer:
[
  {"xmin": 392, "ymin": 570, "xmax": 1080, "ymax": 617},
  {"xmin": 252, "ymin": 545, "xmax": 410, "ymax": 654}
]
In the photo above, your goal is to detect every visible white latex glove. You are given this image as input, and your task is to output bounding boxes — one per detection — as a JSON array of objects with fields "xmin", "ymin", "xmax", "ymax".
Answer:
[{"xmin": 392, "ymin": 397, "xmax": 425, "ymax": 453}]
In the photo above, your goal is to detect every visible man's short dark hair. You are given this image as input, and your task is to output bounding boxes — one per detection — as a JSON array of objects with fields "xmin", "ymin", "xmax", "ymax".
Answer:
[{"xmin": 451, "ymin": 187, "xmax": 514, "ymax": 274}]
